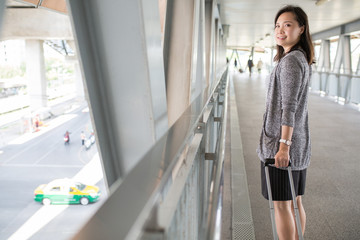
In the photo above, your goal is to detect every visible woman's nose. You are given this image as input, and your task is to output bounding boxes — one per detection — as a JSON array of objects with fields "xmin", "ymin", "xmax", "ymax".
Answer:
[{"xmin": 276, "ymin": 26, "xmax": 284, "ymax": 33}]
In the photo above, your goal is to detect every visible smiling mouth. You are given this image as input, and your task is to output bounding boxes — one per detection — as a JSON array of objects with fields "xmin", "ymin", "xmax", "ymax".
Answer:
[{"xmin": 277, "ymin": 36, "xmax": 286, "ymax": 40}]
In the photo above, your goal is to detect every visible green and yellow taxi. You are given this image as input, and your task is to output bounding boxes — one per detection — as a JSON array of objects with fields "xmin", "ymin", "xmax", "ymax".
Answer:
[{"xmin": 34, "ymin": 178, "xmax": 101, "ymax": 205}]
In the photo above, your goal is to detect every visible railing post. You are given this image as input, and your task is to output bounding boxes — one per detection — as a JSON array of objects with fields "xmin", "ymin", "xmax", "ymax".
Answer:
[{"xmin": 206, "ymin": 70, "xmax": 229, "ymax": 240}]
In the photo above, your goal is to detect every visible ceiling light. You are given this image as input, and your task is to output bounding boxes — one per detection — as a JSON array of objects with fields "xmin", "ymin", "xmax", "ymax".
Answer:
[{"xmin": 315, "ymin": 0, "xmax": 331, "ymax": 6}]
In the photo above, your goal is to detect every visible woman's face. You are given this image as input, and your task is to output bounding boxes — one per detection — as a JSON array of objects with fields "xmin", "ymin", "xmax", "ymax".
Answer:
[{"xmin": 274, "ymin": 12, "xmax": 304, "ymax": 52}]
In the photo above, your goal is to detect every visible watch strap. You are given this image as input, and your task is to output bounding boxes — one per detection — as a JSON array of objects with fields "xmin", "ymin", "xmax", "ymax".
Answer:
[{"xmin": 279, "ymin": 139, "xmax": 292, "ymax": 146}]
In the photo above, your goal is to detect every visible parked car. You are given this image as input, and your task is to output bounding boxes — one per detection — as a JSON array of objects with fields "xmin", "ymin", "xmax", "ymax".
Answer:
[{"xmin": 34, "ymin": 178, "xmax": 101, "ymax": 205}]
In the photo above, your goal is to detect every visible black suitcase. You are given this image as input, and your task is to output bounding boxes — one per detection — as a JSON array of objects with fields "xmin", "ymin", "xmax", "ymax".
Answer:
[{"xmin": 264, "ymin": 158, "xmax": 303, "ymax": 240}]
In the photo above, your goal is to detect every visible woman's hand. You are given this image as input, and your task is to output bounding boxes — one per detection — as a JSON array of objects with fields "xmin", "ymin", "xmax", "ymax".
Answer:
[
  {"xmin": 275, "ymin": 125, "xmax": 293, "ymax": 168},
  {"xmin": 274, "ymin": 148, "xmax": 290, "ymax": 168}
]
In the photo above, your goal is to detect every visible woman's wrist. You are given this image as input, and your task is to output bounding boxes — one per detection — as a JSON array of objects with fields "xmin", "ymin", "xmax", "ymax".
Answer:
[
  {"xmin": 279, "ymin": 143, "xmax": 290, "ymax": 152},
  {"xmin": 279, "ymin": 139, "xmax": 292, "ymax": 146}
]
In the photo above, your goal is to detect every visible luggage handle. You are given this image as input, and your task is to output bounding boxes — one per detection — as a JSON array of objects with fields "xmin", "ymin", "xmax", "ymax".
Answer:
[
  {"xmin": 264, "ymin": 158, "xmax": 303, "ymax": 240},
  {"xmin": 265, "ymin": 158, "xmax": 291, "ymax": 167}
]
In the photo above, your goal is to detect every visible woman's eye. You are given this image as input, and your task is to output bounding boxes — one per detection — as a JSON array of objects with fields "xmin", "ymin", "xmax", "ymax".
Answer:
[{"xmin": 285, "ymin": 24, "xmax": 291, "ymax": 27}]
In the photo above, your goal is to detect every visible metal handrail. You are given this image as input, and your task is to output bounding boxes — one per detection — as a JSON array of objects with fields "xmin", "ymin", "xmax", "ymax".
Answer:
[
  {"xmin": 73, "ymin": 68, "xmax": 229, "ymax": 240},
  {"xmin": 206, "ymin": 70, "xmax": 229, "ymax": 240},
  {"xmin": 311, "ymin": 69, "xmax": 360, "ymax": 105},
  {"xmin": 313, "ymin": 70, "xmax": 360, "ymax": 78}
]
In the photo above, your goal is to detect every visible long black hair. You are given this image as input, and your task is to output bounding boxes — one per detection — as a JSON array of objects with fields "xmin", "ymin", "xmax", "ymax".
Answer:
[{"xmin": 273, "ymin": 5, "xmax": 315, "ymax": 65}]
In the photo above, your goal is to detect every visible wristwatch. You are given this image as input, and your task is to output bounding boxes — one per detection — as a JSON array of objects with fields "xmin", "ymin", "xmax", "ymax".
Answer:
[{"xmin": 279, "ymin": 139, "xmax": 292, "ymax": 146}]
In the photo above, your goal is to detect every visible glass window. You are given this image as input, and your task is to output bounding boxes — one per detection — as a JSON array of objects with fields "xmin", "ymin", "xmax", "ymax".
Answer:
[
  {"xmin": 0, "ymin": 3, "xmax": 107, "ymax": 240},
  {"xmin": 350, "ymin": 36, "xmax": 360, "ymax": 74},
  {"xmin": 50, "ymin": 187, "xmax": 61, "ymax": 192},
  {"xmin": 314, "ymin": 40, "xmax": 321, "ymax": 64},
  {"xmin": 75, "ymin": 182, "xmax": 86, "ymax": 191}
]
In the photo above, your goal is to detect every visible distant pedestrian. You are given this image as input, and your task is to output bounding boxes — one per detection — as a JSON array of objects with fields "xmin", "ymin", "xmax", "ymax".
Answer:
[
  {"xmin": 81, "ymin": 131, "xmax": 86, "ymax": 145},
  {"xmin": 234, "ymin": 59, "xmax": 238, "ymax": 69},
  {"xmin": 33, "ymin": 115, "xmax": 40, "ymax": 131},
  {"xmin": 257, "ymin": 59, "xmax": 263, "ymax": 73},
  {"xmin": 247, "ymin": 57, "xmax": 254, "ymax": 76},
  {"xmin": 35, "ymin": 118, "xmax": 39, "ymax": 129}
]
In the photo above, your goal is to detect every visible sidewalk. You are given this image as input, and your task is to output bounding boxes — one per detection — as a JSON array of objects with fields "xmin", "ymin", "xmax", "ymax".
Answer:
[
  {"xmin": 233, "ymin": 71, "xmax": 360, "ymax": 240},
  {"xmin": 0, "ymin": 94, "xmax": 86, "ymax": 148}
]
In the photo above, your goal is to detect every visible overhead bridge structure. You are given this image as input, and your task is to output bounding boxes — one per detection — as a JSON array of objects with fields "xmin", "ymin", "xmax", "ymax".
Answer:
[{"xmin": 0, "ymin": 0, "xmax": 360, "ymax": 239}]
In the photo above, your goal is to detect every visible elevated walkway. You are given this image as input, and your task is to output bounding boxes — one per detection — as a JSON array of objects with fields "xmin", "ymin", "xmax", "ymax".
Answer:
[{"xmin": 226, "ymin": 69, "xmax": 360, "ymax": 239}]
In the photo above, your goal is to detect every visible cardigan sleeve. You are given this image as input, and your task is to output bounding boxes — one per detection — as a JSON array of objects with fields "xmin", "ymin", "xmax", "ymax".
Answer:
[{"xmin": 279, "ymin": 53, "xmax": 304, "ymax": 127}]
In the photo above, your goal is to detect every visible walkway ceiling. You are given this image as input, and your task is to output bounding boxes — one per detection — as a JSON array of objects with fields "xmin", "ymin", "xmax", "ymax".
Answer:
[
  {"xmin": 5, "ymin": 0, "xmax": 360, "ymax": 50},
  {"xmin": 219, "ymin": 0, "xmax": 360, "ymax": 49}
]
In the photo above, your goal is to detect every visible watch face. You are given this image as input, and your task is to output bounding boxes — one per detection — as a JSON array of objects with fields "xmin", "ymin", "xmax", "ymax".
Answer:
[{"xmin": 279, "ymin": 139, "xmax": 291, "ymax": 146}]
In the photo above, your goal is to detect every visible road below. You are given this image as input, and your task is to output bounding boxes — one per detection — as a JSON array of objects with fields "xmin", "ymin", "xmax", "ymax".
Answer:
[{"xmin": 0, "ymin": 102, "xmax": 107, "ymax": 240}]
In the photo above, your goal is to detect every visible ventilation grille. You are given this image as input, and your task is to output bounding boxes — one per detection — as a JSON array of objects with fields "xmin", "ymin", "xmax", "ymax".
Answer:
[{"xmin": 230, "ymin": 90, "xmax": 255, "ymax": 240}]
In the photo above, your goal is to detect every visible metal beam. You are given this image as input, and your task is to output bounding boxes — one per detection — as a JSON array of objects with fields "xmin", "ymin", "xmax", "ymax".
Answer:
[
  {"xmin": 0, "ymin": 0, "xmax": 5, "ymax": 34},
  {"xmin": 312, "ymin": 18, "xmax": 360, "ymax": 41},
  {"xmin": 165, "ymin": 0, "xmax": 196, "ymax": 126},
  {"xmin": 67, "ymin": 0, "xmax": 168, "ymax": 187},
  {"xmin": 317, "ymin": 40, "xmax": 331, "ymax": 72}
]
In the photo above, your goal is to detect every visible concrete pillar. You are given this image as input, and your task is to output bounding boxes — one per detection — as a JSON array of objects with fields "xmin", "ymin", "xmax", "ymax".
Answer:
[
  {"xmin": 67, "ymin": 41, "xmax": 85, "ymax": 99},
  {"xmin": 74, "ymin": 61, "xmax": 85, "ymax": 99},
  {"xmin": 65, "ymin": 55, "xmax": 85, "ymax": 100},
  {"xmin": 25, "ymin": 39, "xmax": 47, "ymax": 111}
]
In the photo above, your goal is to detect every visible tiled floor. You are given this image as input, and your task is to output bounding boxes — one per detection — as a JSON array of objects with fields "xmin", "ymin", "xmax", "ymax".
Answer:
[{"xmin": 231, "ymin": 70, "xmax": 360, "ymax": 240}]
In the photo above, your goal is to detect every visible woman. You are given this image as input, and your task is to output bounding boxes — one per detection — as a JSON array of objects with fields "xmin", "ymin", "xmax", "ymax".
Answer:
[{"xmin": 257, "ymin": 5, "xmax": 314, "ymax": 240}]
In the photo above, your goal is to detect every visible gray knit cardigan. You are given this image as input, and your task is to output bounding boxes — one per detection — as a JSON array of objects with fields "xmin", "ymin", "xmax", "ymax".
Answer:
[{"xmin": 257, "ymin": 49, "xmax": 311, "ymax": 170}]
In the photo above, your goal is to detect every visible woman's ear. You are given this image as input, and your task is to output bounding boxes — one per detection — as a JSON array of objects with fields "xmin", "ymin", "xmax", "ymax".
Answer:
[{"xmin": 300, "ymin": 26, "xmax": 305, "ymax": 35}]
